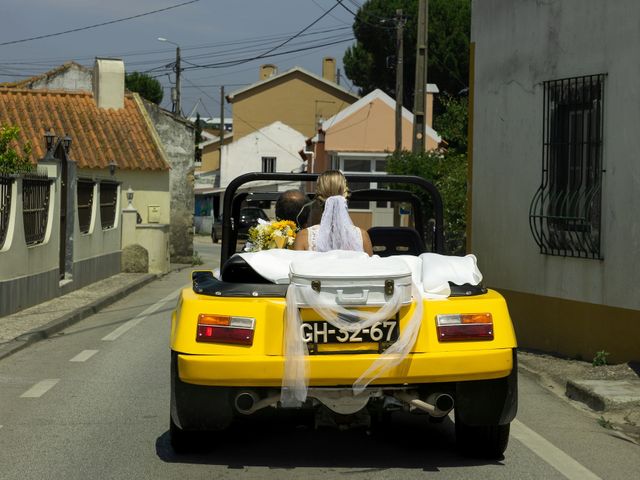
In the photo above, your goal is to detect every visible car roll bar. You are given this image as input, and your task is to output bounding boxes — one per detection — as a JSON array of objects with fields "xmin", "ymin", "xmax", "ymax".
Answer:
[{"xmin": 221, "ymin": 172, "xmax": 445, "ymax": 265}]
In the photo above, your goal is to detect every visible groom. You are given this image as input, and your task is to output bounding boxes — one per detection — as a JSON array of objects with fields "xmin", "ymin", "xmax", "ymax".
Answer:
[{"xmin": 275, "ymin": 190, "xmax": 310, "ymax": 229}]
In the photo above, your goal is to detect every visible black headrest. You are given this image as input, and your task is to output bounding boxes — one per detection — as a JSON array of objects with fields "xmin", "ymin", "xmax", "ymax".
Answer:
[{"xmin": 367, "ymin": 227, "xmax": 426, "ymax": 257}]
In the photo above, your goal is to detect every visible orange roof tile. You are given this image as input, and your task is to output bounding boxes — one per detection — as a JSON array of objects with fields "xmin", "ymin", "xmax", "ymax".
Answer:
[{"xmin": 0, "ymin": 88, "xmax": 169, "ymax": 171}]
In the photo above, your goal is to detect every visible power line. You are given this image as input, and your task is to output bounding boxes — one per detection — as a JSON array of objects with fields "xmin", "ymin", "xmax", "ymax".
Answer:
[
  {"xmin": 0, "ymin": 26, "xmax": 352, "ymax": 67},
  {"xmin": 0, "ymin": 0, "xmax": 201, "ymax": 47},
  {"xmin": 182, "ymin": 1, "xmax": 344, "ymax": 70},
  {"xmin": 180, "ymin": 37, "xmax": 353, "ymax": 71}
]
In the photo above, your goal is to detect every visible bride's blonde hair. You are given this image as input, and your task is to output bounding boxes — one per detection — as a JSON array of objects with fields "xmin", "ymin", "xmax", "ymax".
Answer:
[{"xmin": 315, "ymin": 170, "xmax": 349, "ymax": 205}]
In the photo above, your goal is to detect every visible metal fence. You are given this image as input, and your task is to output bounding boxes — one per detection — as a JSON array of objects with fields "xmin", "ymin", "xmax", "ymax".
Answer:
[
  {"xmin": 0, "ymin": 174, "xmax": 13, "ymax": 248},
  {"xmin": 100, "ymin": 181, "xmax": 118, "ymax": 230},
  {"xmin": 22, "ymin": 172, "xmax": 52, "ymax": 245},
  {"xmin": 77, "ymin": 179, "xmax": 95, "ymax": 234}
]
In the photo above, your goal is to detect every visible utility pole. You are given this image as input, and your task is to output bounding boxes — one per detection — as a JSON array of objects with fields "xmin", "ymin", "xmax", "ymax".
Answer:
[
  {"xmin": 412, "ymin": 0, "xmax": 428, "ymax": 153},
  {"xmin": 175, "ymin": 45, "xmax": 181, "ymax": 116},
  {"xmin": 219, "ymin": 86, "xmax": 225, "ymax": 166},
  {"xmin": 395, "ymin": 9, "xmax": 405, "ymax": 154}
]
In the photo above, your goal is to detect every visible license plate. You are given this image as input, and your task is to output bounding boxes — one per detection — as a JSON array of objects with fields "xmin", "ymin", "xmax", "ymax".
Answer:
[{"xmin": 301, "ymin": 319, "xmax": 398, "ymax": 344}]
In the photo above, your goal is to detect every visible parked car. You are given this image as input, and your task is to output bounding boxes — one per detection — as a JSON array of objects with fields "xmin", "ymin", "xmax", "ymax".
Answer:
[
  {"xmin": 173, "ymin": 172, "xmax": 517, "ymax": 459},
  {"xmin": 211, "ymin": 207, "xmax": 268, "ymax": 243},
  {"xmin": 210, "ymin": 215, "xmax": 222, "ymax": 243}
]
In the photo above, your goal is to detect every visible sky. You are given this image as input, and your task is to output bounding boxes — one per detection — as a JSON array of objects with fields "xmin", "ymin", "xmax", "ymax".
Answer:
[{"xmin": 0, "ymin": 0, "xmax": 364, "ymax": 118}]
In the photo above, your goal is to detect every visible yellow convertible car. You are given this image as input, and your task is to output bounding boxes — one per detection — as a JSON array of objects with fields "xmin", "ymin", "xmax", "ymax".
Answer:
[{"xmin": 170, "ymin": 172, "xmax": 517, "ymax": 458}]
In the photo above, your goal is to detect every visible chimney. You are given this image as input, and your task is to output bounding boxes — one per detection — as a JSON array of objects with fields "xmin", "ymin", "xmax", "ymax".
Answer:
[
  {"xmin": 322, "ymin": 57, "xmax": 336, "ymax": 83},
  {"xmin": 260, "ymin": 64, "xmax": 278, "ymax": 80},
  {"xmin": 93, "ymin": 58, "xmax": 125, "ymax": 109}
]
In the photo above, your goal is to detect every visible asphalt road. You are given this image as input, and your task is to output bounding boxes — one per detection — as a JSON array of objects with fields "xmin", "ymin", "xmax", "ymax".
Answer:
[{"xmin": 1, "ymin": 261, "xmax": 639, "ymax": 479}]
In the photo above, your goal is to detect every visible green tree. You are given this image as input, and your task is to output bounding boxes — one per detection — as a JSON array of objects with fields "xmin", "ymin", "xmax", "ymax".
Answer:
[
  {"xmin": 387, "ymin": 148, "xmax": 467, "ymax": 255},
  {"xmin": 343, "ymin": 0, "xmax": 470, "ymax": 107},
  {"xmin": 433, "ymin": 94, "xmax": 468, "ymax": 153},
  {"xmin": 125, "ymin": 71, "xmax": 163, "ymax": 105},
  {"xmin": 0, "ymin": 125, "xmax": 32, "ymax": 174}
]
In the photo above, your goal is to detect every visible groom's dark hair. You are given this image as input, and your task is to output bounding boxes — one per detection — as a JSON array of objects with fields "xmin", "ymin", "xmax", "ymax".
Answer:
[{"xmin": 275, "ymin": 189, "xmax": 310, "ymax": 228}]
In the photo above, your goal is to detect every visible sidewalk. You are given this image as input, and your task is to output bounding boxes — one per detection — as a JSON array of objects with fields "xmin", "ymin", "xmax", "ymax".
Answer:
[
  {"xmin": 0, "ymin": 265, "xmax": 189, "ymax": 361},
  {"xmin": 519, "ymin": 350, "xmax": 640, "ymax": 443},
  {"xmin": 1, "ymin": 266, "xmax": 638, "ymax": 443}
]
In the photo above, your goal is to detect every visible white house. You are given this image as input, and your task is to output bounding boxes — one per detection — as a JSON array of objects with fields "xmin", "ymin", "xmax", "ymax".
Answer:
[{"xmin": 220, "ymin": 121, "xmax": 307, "ymax": 193}]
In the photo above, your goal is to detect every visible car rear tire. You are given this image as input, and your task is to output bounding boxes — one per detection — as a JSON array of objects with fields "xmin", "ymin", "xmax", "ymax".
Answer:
[
  {"xmin": 169, "ymin": 352, "xmax": 233, "ymax": 453},
  {"xmin": 211, "ymin": 229, "xmax": 218, "ymax": 243},
  {"xmin": 169, "ymin": 414, "xmax": 201, "ymax": 453},
  {"xmin": 455, "ymin": 410, "xmax": 510, "ymax": 459}
]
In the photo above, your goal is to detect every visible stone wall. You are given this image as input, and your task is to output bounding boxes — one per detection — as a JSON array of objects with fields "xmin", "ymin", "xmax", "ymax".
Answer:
[{"xmin": 141, "ymin": 101, "xmax": 195, "ymax": 263}]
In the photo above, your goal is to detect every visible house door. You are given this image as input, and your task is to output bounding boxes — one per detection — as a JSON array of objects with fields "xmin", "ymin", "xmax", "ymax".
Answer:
[{"xmin": 59, "ymin": 156, "xmax": 68, "ymax": 280}]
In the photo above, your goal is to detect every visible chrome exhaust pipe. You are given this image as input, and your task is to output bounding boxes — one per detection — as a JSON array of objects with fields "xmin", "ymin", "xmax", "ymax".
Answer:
[
  {"xmin": 395, "ymin": 392, "xmax": 454, "ymax": 418},
  {"xmin": 234, "ymin": 391, "xmax": 259, "ymax": 414},
  {"xmin": 425, "ymin": 393, "xmax": 454, "ymax": 417},
  {"xmin": 234, "ymin": 390, "xmax": 279, "ymax": 415}
]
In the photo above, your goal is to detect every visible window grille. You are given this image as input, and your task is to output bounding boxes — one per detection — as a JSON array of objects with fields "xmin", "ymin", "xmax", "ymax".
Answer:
[
  {"xmin": 261, "ymin": 156, "xmax": 276, "ymax": 173},
  {"xmin": 0, "ymin": 174, "xmax": 13, "ymax": 248},
  {"xmin": 99, "ymin": 181, "xmax": 118, "ymax": 230},
  {"xmin": 529, "ymin": 74, "xmax": 606, "ymax": 259},
  {"xmin": 77, "ymin": 179, "xmax": 95, "ymax": 234},
  {"xmin": 22, "ymin": 172, "xmax": 51, "ymax": 245}
]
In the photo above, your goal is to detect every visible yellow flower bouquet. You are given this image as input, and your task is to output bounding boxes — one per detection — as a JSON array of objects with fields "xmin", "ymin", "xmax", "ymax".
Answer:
[{"xmin": 245, "ymin": 219, "xmax": 297, "ymax": 252}]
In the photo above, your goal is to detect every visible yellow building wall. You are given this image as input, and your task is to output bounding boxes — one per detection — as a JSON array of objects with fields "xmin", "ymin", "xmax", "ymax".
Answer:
[
  {"xmin": 200, "ymin": 144, "xmax": 220, "ymax": 173},
  {"xmin": 116, "ymin": 169, "xmax": 171, "ymax": 224},
  {"xmin": 231, "ymin": 72, "xmax": 357, "ymax": 141},
  {"xmin": 501, "ymin": 288, "xmax": 640, "ymax": 363}
]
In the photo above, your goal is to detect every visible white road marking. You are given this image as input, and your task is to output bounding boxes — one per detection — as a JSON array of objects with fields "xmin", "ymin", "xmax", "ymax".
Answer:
[
  {"xmin": 101, "ymin": 287, "xmax": 181, "ymax": 341},
  {"xmin": 69, "ymin": 350, "xmax": 98, "ymax": 362},
  {"xmin": 20, "ymin": 379, "xmax": 60, "ymax": 398},
  {"xmin": 511, "ymin": 419, "xmax": 602, "ymax": 480}
]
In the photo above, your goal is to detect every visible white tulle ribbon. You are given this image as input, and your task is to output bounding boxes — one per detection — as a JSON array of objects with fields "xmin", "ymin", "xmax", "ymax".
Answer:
[{"xmin": 280, "ymin": 281, "xmax": 424, "ymax": 407}]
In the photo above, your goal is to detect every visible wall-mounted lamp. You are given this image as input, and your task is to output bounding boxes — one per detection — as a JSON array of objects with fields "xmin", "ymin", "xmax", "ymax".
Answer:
[
  {"xmin": 44, "ymin": 129, "xmax": 56, "ymax": 152},
  {"xmin": 126, "ymin": 186, "xmax": 134, "ymax": 209},
  {"xmin": 108, "ymin": 161, "xmax": 118, "ymax": 176}
]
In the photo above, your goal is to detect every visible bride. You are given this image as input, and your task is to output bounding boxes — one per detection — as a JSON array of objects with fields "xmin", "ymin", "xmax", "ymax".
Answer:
[{"xmin": 293, "ymin": 170, "xmax": 373, "ymax": 255}]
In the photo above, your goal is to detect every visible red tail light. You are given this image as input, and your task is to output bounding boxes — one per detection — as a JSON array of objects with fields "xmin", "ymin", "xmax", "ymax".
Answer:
[
  {"xmin": 436, "ymin": 313, "xmax": 493, "ymax": 342},
  {"xmin": 196, "ymin": 314, "xmax": 255, "ymax": 345}
]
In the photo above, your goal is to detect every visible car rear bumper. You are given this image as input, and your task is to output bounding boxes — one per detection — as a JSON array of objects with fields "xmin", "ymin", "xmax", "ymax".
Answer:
[{"xmin": 177, "ymin": 348, "xmax": 514, "ymax": 387}]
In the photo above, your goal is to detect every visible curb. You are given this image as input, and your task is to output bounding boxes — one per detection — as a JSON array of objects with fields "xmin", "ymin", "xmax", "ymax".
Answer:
[
  {"xmin": 565, "ymin": 380, "xmax": 607, "ymax": 411},
  {"xmin": 0, "ymin": 273, "xmax": 157, "ymax": 361},
  {"xmin": 518, "ymin": 355, "xmax": 603, "ymax": 410}
]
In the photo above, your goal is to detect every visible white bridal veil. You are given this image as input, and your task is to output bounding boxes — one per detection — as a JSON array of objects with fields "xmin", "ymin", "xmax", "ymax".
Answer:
[{"xmin": 315, "ymin": 195, "xmax": 363, "ymax": 252}]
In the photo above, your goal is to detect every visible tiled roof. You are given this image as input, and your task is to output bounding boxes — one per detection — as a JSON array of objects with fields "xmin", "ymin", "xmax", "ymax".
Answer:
[
  {"xmin": 0, "ymin": 88, "xmax": 169, "ymax": 171},
  {"xmin": 226, "ymin": 66, "xmax": 358, "ymax": 102}
]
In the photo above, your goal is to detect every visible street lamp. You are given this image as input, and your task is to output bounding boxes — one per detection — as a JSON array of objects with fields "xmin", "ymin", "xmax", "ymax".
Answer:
[
  {"xmin": 61, "ymin": 135, "xmax": 72, "ymax": 153},
  {"xmin": 157, "ymin": 36, "xmax": 181, "ymax": 116},
  {"xmin": 126, "ymin": 186, "xmax": 134, "ymax": 210},
  {"xmin": 44, "ymin": 129, "xmax": 56, "ymax": 152}
]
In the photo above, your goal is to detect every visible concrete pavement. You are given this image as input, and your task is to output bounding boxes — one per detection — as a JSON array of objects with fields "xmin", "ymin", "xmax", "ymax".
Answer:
[{"xmin": 1, "ymin": 247, "xmax": 638, "ymax": 443}]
